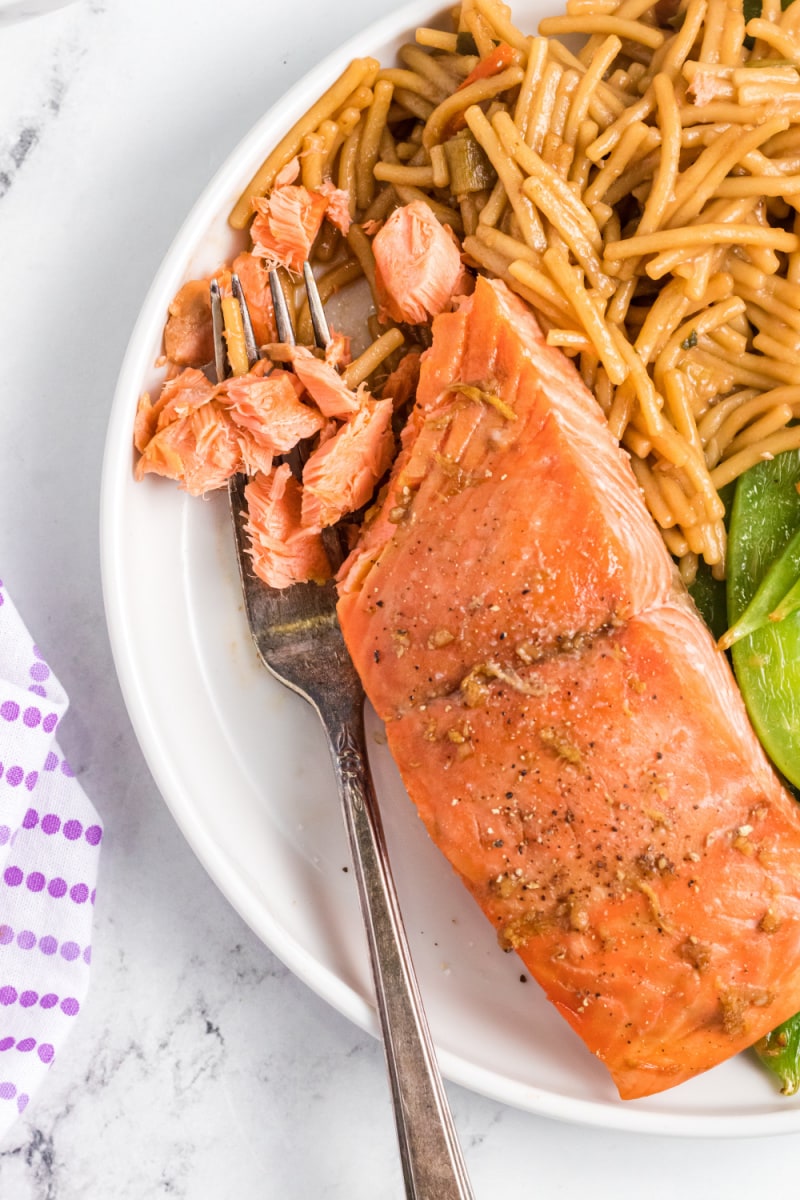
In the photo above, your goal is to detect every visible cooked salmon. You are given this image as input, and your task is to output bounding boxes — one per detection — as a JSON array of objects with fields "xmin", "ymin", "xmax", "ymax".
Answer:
[
  {"xmin": 372, "ymin": 200, "xmax": 468, "ymax": 324},
  {"xmin": 250, "ymin": 157, "xmax": 351, "ymax": 274},
  {"xmin": 287, "ymin": 345, "xmax": 364, "ymax": 419},
  {"xmin": 224, "ymin": 371, "xmax": 325, "ymax": 454},
  {"xmin": 245, "ymin": 464, "xmax": 332, "ymax": 588},
  {"xmin": 301, "ymin": 398, "xmax": 394, "ymax": 529},
  {"xmin": 338, "ymin": 277, "xmax": 673, "ymax": 716},
  {"xmin": 380, "ymin": 347, "xmax": 422, "ymax": 410},
  {"xmin": 317, "ymin": 179, "xmax": 353, "ymax": 235},
  {"xmin": 135, "ymin": 393, "xmax": 241, "ymax": 495},
  {"xmin": 324, "ymin": 330, "xmax": 353, "ymax": 373},
  {"xmin": 230, "ymin": 252, "xmax": 277, "ymax": 348},
  {"xmin": 163, "ymin": 278, "xmax": 215, "ymax": 368},
  {"xmin": 134, "ymin": 364, "xmax": 325, "ymax": 496},
  {"xmin": 337, "ymin": 276, "xmax": 800, "ymax": 1099}
]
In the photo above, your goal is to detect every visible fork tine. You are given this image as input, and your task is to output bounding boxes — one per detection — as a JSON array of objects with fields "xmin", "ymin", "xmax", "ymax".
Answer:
[
  {"xmin": 268, "ymin": 268, "xmax": 296, "ymax": 345},
  {"xmin": 209, "ymin": 279, "xmax": 228, "ymax": 383},
  {"xmin": 303, "ymin": 262, "xmax": 332, "ymax": 351},
  {"xmin": 231, "ymin": 273, "xmax": 260, "ymax": 367}
]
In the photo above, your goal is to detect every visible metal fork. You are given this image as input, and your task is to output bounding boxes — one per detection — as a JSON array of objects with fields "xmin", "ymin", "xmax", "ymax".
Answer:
[{"xmin": 210, "ymin": 268, "xmax": 475, "ymax": 1200}]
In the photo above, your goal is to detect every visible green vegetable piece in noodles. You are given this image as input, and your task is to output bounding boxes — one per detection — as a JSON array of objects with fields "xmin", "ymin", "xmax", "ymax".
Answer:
[{"xmin": 443, "ymin": 132, "xmax": 497, "ymax": 194}]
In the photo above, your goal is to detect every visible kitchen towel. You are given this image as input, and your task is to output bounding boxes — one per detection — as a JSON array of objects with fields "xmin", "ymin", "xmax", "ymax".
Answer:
[{"xmin": 0, "ymin": 578, "xmax": 102, "ymax": 1137}]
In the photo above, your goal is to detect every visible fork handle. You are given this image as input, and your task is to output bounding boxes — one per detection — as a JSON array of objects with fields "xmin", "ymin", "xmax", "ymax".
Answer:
[{"xmin": 320, "ymin": 700, "xmax": 475, "ymax": 1200}]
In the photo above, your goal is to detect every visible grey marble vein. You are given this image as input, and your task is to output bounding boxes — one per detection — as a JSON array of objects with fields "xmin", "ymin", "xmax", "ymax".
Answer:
[{"xmin": 0, "ymin": 6, "xmax": 90, "ymax": 200}]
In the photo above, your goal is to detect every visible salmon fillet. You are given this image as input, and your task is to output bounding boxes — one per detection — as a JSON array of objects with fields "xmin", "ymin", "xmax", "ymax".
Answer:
[
  {"xmin": 337, "ymin": 276, "xmax": 800, "ymax": 1099},
  {"xmin": 338, "ymin": 276, "xmax": 674, "ymax": 716}
]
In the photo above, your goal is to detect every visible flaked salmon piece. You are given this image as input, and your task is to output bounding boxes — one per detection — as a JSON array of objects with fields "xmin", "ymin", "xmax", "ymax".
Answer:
[
  {"xmin": 317, "ymin": 179, "xmax": 353, "ymax": 235},
  {"xmin": 301, "ymin": 398, "xmax": 395, "ymax": 529},
  {"xmin": 134, "ymin": 367, "xmax": 217, "ymax": 453},
  {"xmin": 251, "ymin": 189, "xmax": 327, "ymax": 275},
  {"xmin": 163, "ymin": 278, "xmax": 215, "ymax": 368},
  {"xmin": 245, "ymin": 464, "xmax": 331, "ymax": 588},
  {"xmin": 380, "ymin": 347, "xmax": 422, "ymax": 410},
  {"xmin": 372, "ymin": 200, "xmax": 468, "ymax": 325},
  {"xmin": 135, "ymin": 364, "xmax": 321, "ymax": 493},
  {"xmin": 153, "ymin": 367, "xmax": 217, "ymax": 430},
  {"xmin": 135, "ymin": 400, "xmax": 241, "ymax": 495},
  {"xmin": 337, "ymin": 277, "xmax": 674, "ymax": 715},
  {"xmin": 325, "ymin": 330, "xmax": 353, "ymax": 372},
  {"xmin": 287, "ymin": 344, "xmax": 365, "ymax": 418},
  {"xmin": 337, "ymin": 273, "xmax": 800, "ymax": 1097},
  {"xmin": 382, "ymin": 595, "xmax": 800, "ymax": 1099},
  {"xmin": 250, "ymin": 157, "xmax": 350, "ymax": 274},
  {"xmin": 231, "ymin": 252, "xmax": 277, "ymax": 347},
  {"xmin": 222, "ymin": 370, "xmax": 325, "ymax": 453}
]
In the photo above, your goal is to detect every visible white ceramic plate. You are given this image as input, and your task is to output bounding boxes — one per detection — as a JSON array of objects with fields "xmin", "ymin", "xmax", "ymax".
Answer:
[{"xmin": 100, "ymin": 0, "xmax": 800, "ymax": 1137}]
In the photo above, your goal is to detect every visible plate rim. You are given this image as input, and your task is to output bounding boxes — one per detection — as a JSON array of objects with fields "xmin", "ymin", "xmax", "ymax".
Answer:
[{"xmin": 99, "ymin": 0, "xmax": 800, "ymax": 1138}]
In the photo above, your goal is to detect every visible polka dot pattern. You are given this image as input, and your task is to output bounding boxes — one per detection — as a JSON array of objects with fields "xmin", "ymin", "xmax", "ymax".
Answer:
[
  {"xmin": 0, "ymin": 700, "xmax": 57, "ymax": 731},
  {"xmin": 16, "ymin": 809, "xmax": 103, "ymax": 846},
  {"xmin": 0, "ymin": 988, "xmax": 79, "ymax": 1016},
  {"xmin": 0, "ymin": 923, "xmax": 91, "ymax": 964},
  {"xmin": 2, "ymin": 865, "xmax": 93, "ymax": 903},
  {"xmin": 0, "ymin": 582, "xmax": 102, "ymax": 1136},
  {"xmin": 0, "ymin": 1038, "xmax": 56, "ymax": 1063}
]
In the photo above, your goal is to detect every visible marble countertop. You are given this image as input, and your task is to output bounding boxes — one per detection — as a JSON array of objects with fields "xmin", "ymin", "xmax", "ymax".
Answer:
[{"xmin": 2, "ymin": 0, "xmax": 800, "ymax": 1195}]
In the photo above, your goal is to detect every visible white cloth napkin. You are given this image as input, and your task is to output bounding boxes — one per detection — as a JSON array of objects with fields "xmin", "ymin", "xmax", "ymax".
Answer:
[{"xmin": 0, "ymin": 579, "xmax": 102, "ymax": 1136}]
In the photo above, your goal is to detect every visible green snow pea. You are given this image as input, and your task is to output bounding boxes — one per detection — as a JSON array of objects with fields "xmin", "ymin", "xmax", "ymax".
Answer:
[
  {"xmin": 756, "ymin": 1013, "xmax": 800, "ymax": 1095},
  {"xmin": 726, "ymin": 449, "xmax": 800, "ymax": 790},
  {"xmin": 728, "ymin": 453, "xmax": 800, "ymax": 1092},
  {"xmin": 720, "ymin": 525, "xmax": 800, "ymax": 651}
]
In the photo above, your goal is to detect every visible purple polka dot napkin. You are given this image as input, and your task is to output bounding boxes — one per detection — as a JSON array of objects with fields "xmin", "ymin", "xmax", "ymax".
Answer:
[{"xmin": 0, "ymin": 580, "xmax": 102, "ymax": 1135}]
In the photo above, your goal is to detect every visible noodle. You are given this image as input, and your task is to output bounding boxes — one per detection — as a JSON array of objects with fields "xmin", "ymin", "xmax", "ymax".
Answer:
[{"xmin": 222, "ymin": 0, "xmax": 800, "ymax": 577}]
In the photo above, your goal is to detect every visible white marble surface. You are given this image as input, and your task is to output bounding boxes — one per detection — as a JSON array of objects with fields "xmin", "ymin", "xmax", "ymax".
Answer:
[{"xmin": 2, "ymin": 0, "xmax": 800, "ymax": 1195}]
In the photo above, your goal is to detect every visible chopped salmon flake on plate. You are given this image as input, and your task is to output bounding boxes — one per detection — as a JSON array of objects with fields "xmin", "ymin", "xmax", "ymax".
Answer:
[
  {"xmin": 301, "ymin": 398, "xmax": 395, "ymax": 529},
  {"xmin": 287, "ymin": 345, "xmax": 364, "ymax": 419},
  {"xmin": 163, "ymin": 279, "xmax": 215, "ymax": 369},
  {"xmin": 250, "ymin": 157, "xmax": 352, "ymax": 274},
  {"xmin": 223, "ymin": 371, "xmax": 325, "ymax": 453},
  {"xmin": 372, "ymin": 200, "xmax": 468, "ymax": 324},
  {"xmin": 244, "ymin": 464, "xmax": 332, "ymax": 588}
]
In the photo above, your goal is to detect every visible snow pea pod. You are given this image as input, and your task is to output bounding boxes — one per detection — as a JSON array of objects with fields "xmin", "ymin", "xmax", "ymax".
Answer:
[
  {"xmin": 755, "ymin": 1012, "xmax": 800, "ymax": 1095},
  {"xmin": 719, "ymin": 525, "xmax": 800, "ymax": 650},
  {"xmin": 770, "ymin": 574, "xmax": 800, "ymax": 626},
  {"xmin": 729, "ymin": 453, "xmax": 800, "ymax": 1089},
  {"xmin": 726, "ymin": 449, "xmax": 800, "ymax": 790}
]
